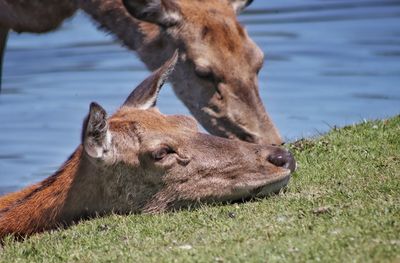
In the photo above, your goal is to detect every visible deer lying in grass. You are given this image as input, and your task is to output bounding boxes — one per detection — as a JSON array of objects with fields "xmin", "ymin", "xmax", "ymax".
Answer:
[
  {"xmin": 0, "ymin": 0, "xmax": 282, "ymax": 145},
  {"xmin": 0, "ymin": 52, "xmax": 295, "ymax": 240}
]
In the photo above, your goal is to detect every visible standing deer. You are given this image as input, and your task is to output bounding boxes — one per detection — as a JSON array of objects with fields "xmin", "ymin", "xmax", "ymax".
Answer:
[
  {"xmin": 0, "ymin": 0, "xmax": 283, "ymax": 145},
  {"xmin": 0, "ymin": 52, "xmax": 295, "ymax": 240}
]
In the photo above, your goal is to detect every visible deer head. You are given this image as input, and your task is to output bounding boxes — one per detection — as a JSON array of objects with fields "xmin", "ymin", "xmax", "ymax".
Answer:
[
  {"xmin": 0, "ymin": 52, "xmax": 295, "ymax": 238},
  {"xmin": 122, "ymin": 0, "xmax": 283, "ymax": 145},
  {"xmin": 79, "ymin": 51, "xmax": 295, "ymax": 214}
]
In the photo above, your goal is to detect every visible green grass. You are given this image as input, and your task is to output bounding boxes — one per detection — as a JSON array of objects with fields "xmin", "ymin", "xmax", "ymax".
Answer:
[{"xmin": 1, "ymin": 116, "xmax": 399, "ymax": 263}]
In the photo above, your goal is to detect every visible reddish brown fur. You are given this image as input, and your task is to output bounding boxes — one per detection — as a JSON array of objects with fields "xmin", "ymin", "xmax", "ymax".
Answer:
[
  {"xmin": 0, "ymin": 148, "xmax": 81, "ymax": 238},
  {"xmin": 0, "ymin": 185, "xmax": 38, "ymax": 212},
  {"xmin": 180, "ymin": 2, "xmax": 244, "ymax": 54}
]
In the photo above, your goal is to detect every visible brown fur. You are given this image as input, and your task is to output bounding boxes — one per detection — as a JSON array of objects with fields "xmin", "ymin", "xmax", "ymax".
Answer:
[
  {"xmin": 0, "ymin": 53, "xmax": 295, "ymax": 240},
  {"xmin": 0, "ymin": 0, "xmax": 77, "ymax": 33},
  {"xmin": 0, "ymin": 0, "xmax": 283, "ymax": 145}
]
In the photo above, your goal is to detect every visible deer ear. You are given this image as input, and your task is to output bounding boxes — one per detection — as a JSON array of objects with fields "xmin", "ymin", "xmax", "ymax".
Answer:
[
  {"xmin": 123, "ymin": 50, "xmax": 178, "ymax": 109},
  {"xmin": 229, "ymin": 0, "xmax": 253, "ymax": 14},
  {"xmin": 82, "ymin": 102, "xmax": 111, "ymax": 159},
  {"xmin": 123, "ymin": 0, "xmax": 181, "ymax": 27}
]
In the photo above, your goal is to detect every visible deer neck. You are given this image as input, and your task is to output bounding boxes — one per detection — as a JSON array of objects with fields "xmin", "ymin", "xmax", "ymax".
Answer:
[
  {"xmin": 0, "ymin": 146, "xmax": 105, "ymax": 238},
  {"xmin": 79, "ymin": 0, "xmax": 148, "ymax": 50},
  {"xmin": 79, "ymin": 0, "xmax": 176, "ymax": 69}
]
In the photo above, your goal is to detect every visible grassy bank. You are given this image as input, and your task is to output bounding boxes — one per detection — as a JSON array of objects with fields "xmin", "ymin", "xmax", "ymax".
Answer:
[{"xmin": 1, "ymin": 116, "xmax": 399, "ymax": 262}]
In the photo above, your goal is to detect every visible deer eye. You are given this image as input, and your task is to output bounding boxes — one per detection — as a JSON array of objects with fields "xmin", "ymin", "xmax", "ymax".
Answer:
[
  {"xmin": 195, "ymin": 66, "xmax": 216, "ymax": 82},
  {"xmin": 152, "ymin": 147, "xmax": 174, "ymax": 161}
]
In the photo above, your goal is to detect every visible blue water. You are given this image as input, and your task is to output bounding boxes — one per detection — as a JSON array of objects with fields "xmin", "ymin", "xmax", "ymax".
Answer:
[{"xmin": 0, "ymin": 0, "xmax": 399, "ymax": 194}]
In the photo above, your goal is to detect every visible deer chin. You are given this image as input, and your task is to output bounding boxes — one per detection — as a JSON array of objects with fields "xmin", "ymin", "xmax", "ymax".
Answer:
[
  {"xmin": 202, "ymin": 170, "xmax": 291, "ymax": 203},
  {"xmin": 198, "ymin": 103, "xmax": 282, "ymax": 145},
  {"xmin": 233, "ymin": 170, "xmax": 291, "ymax": 199},
  {"xmin": 253, "ymin": 172, "xmax": 291, "ymax": 197},
  {"xmin": 198, "ymin": 107, "xmax": 257, "ymax": 143}
]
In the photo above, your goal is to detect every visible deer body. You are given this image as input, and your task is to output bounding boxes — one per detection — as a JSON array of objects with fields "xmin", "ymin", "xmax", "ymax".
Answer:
[
  {"xmin": 0, "ymin": 0, "xmax": 283, "ymax": 145},
  {"xmin": 0, "ymin": 0, "xmax": 77, "ymax": 33},
  {"xmin": 0, "ymin": 53, "xmax": 295, "ymax": 240}
]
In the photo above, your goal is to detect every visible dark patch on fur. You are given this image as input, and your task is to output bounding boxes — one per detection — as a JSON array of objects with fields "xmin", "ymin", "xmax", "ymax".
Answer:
[
  {"xmin": 235, "ymin": 22, "xmax": 245, "ymax": 38},
  {"xmin": 208, "ymin": 8, "xmax": 219, "ymax": 15},
  {"xmin": 221, "ymin": 22, "xmax": 236, "ymax": 53},
  {"xmin": 161, "ymin": 0, "xmax": 180, "ymax": 14},
  {"xmin": 201, "ymin": 26, "xmax": 210, "ymax": 39}
]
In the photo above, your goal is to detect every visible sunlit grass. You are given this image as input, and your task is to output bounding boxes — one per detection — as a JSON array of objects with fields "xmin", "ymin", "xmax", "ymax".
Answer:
[{"xmin": 1, "ymin": 116, "xmax": 399, "ymax": 262}]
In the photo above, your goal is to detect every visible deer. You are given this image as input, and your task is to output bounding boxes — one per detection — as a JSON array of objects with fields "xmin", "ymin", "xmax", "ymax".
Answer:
[
  {"xmin": 0, "ymin": 0, "xmax": 283, "ymax": 146},
  {"xmin": 0, "ymin": 52, "xmax": 296, "ymax": 240}
]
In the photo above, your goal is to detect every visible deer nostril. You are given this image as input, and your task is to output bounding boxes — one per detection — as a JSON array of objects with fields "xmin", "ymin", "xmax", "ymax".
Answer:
[{"xmin": 267, "ymin": 150, "xmax": 296, "ymax": 173}]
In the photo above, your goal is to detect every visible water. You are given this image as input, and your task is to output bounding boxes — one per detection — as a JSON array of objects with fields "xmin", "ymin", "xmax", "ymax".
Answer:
[{"xmin": 0, "ymin": 0, "xmax": 399, "ymax": 194}]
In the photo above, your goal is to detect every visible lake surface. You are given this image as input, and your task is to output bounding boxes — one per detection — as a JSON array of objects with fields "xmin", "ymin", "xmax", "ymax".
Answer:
[{"xmin": 0, "ymin": 0, "xmax": 399, "ymax": 194}]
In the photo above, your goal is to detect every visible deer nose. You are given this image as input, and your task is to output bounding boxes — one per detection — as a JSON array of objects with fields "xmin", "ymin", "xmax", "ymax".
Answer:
[{"xmin": 267, "ymin": 149, "xmax": 296, "ymax": 172}]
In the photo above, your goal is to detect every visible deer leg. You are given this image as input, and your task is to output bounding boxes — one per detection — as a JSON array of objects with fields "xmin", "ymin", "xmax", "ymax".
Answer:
[{"xmin": 0, "ymin": 27, "xmax": 8, "ymax": 92}]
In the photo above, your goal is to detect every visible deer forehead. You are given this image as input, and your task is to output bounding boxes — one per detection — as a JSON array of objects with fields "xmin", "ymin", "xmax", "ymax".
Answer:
[
  {"xmin": 179, "ymin": 0, "xmax": 235, "ymax": 19},
  {"xmin": 176, "ymin": 4, "xmax": 263, "ymax": 74},
  {"xmin": 109, "ymin": 108, "xmax": 197, "ymax": 134},
  {"xmin": 178, "ymin": 1, "xmax": 245, "ymax": 43}
]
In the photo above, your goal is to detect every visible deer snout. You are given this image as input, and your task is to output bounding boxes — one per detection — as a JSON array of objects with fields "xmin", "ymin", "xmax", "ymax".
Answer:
[{"xmin": 267, "ymin": 148, "xmax": 296, "ymax": 173}]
